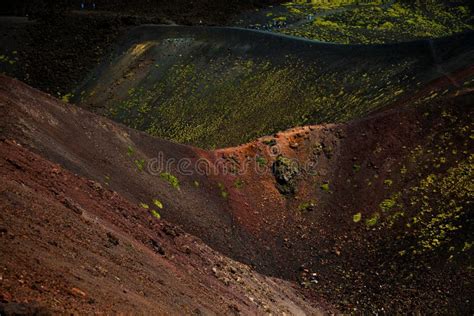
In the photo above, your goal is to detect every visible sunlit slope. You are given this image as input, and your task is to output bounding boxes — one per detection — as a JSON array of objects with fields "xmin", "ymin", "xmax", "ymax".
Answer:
[{"xmin": 78, "ymin": 26, "xmax": 474, "ymax": 148}]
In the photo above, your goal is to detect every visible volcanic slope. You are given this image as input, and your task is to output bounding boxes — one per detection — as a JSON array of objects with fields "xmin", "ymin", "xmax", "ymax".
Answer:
[
  {"xmin": 77, "ymin": 26, "xmax": 474, "ymax": 148},
  {"xmin": 2, "ymin": 54, "xmax": 474, "ymax": 313},
  {"xmin": 0, "ymin": 139, "xmax": 327, "ymax": 315}
]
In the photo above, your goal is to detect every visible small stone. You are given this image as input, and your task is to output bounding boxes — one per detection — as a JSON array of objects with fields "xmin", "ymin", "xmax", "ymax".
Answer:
[
  {"xmin": 96, "ymin": 265, "xmax": 108, "ymax": 276},
  {"xmin": 88, "ymin": 180, "xmax": 103, "ymax": 192},
  {"xmin": 47, "ymin": 240, "xmax": 58, "ymax": 247},
  {"xmin": 71, "ymin": 287, "xmax": 87, "ymax": 298},
  {"xmin": 6, "ymin": 158, "xmax": 24, "ymax": 170},
  {"xmin": 162, "ymin": 224, "xmax": 178, "ymax": 238},
  {"xmin": 150, "ymin": 239, "xmax": 165, "ymax": 255},
  {"xmin": 228, "ymin": 304, "xmax": 240, "ymax": 314},
  {"xmin": 221, "ymin": 277, "xmax": 230, "ymax": 286},
  {"xmin": 62, "ymin": 198, "xmax": 84, "ymax": 215},
  {"xmin": 0, "ymin": 291, "xmax": 12, "ymax": 302},
  {"xmin": 106, "ymin": 232, "xmax": 119, "ymax": 246}
]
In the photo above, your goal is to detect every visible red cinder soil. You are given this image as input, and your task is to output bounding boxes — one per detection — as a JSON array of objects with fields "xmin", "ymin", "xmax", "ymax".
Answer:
[
  {"xmin": 210, "ymin": 66, "xmax": 474, "ymax": 312},
  {"xmin": 0, "ymin": 74, "xmax": 262, "ymax": 269},
  {"xmin": 1, "ymin": 64, "xmax": 473, "ymax": 313},
  {"xmin": 0, "ymin": 139, "xmax": 327, "ymax": 314}
]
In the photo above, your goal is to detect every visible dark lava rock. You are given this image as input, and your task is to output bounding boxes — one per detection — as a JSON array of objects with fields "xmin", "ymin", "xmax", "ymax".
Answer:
[
  {"xmin": 62, "ymin": 198, "xmax": 84, "ymax": 215},
  {"xmin": 162, "ymin": 224, "xmax": 181, "ymax": 238},
  {"xmin": 272, "ymin": 155, "xmax": 299, "ymax": 195},
  {"xmin": 150, "ymin": 239, "xmax": 165, "ymax": 255},
  {"xmin": 106, "ymin": 232, "xmax": 119, "ymax": 246}
]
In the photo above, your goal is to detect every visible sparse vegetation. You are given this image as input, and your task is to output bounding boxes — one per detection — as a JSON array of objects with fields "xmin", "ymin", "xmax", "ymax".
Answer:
[
  {"xmin": 0, "ymin": 53, "xmax": 17, "ymax": 66},
  {"xmin": 127, "ymin": 146, "xmax": 135, "ymax": 157},
  {"xmin": 298, "ymin": 200, "xmax": 317, "ymax": 212},
  {"xmin": 150, "ymin": 209, "xmax": 161, "ymax": 220},
  {"xmin": 134, "ymin": 159, "xmax": 145, "ymax": 172},
  {"xmin": 353, "ymin": 212, "xmax": 362, "ymax": 223},
  {"xmin": 359, "ymin": 104, "xmax": 474, "ymax": 260},
  {"xmin": 153, "ymin": 199, "xmax": 164, "ymax": 209},
  {"xmin": 320, "ymin": 182, "xmax": 330, "ymax": 192},
  {"xmin": 399, "ymin": 157, "xmax": 472, "ymax": 255},
  {"xmin": 366, "ymin": 213, "xmax": 380, "ymax": 227},
  {"xmin": 379, "ymin": 196, "xmax": 397, "ymax": 212},
  {"xmin": 218, "ymin": 182, "xmax": 229, "ymax": 199},
  {"xmin": 160, "ymin": 172, "xmax": 180, "ymax": 190},
  {"xmin": 278, "ymin": 2, "xmax": 473, "ymax": 44},
  {"xmin": 256, "ymin": 156, "xmax": 267, "ymax": 167},
  {"xmin": 61, "ymin": 93, "xmax": 74, "ymax": 103},
  {"xmin": 234, "ymin": 178, "xmax": 244, "ymax": 189},
  {"xmin": 353, "ymin": 164, "xmax": 361, "ymax": 173},
  {"xmin": 104, "ymin": 175, "xmax": 111, "ymax": 186},
  {"xmin": 93, "ymin": 37, "xmax": 421, "ymax": 148}
]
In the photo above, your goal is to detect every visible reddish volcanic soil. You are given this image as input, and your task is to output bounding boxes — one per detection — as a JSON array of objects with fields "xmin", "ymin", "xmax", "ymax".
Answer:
[
  {"xmin": 1, "ymin": 63, "xmax": 473, "ymax": 313},
  {"xmin": 0, "ymin": 139, "xmax": 327, "ymax": 314}
]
